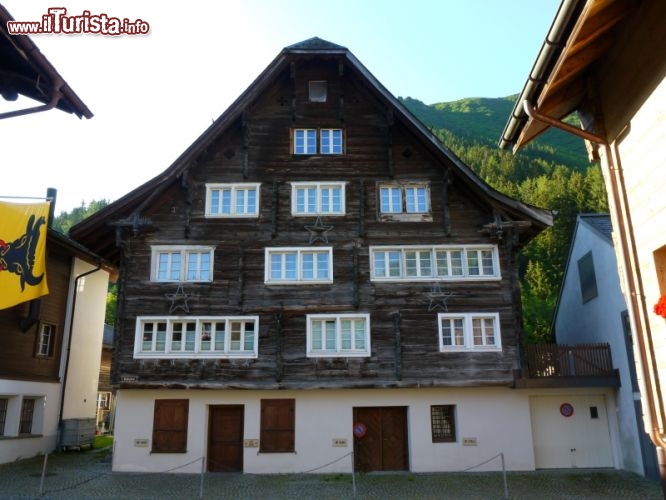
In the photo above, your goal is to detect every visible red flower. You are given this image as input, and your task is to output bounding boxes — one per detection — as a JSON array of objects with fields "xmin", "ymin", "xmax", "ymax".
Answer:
[{"xmin": 654, "ymin": 295, "xmax": 666, "ymax": 319}]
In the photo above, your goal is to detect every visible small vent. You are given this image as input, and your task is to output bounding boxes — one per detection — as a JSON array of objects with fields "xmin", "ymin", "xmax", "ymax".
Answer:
[{"xmin": 309, "ymin": 81, "xmax": 327, "ymax": 102}]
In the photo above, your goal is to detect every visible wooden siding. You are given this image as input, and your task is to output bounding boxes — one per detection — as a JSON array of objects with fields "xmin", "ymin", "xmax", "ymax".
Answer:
[
  {"xmin": 113, "ymin": 57, "xmax": 526, "ymax": 389},
  {"xmin": 0, "ymin": 246, "xmax": 70, "ymax": 382}
]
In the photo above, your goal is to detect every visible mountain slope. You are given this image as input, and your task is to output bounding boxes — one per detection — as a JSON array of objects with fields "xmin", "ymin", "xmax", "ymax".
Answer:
[{"xmin": 400, "ymin": 96, "xmax": 588, "ymax": 171}]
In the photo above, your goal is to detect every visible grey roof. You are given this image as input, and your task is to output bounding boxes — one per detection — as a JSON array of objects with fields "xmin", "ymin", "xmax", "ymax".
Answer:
[
  {"xmin": 579, "ymin": 213, "xmax": 612, "ymax": 242},
  {"xmin": 286, "ymin": 37, "xmax": 347, "ymax": 51}
]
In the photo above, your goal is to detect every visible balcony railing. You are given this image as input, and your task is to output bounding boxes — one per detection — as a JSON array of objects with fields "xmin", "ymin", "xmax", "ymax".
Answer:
[{"xmin": 525, "ymin": 343, "xmax": 614, "ymax": 378}]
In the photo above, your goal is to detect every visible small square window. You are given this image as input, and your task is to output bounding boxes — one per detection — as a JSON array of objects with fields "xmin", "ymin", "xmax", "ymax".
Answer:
[
  {"xmin": 308, "ymin": 81, "xmax": 327, "ymax": 102},
  {"xmin": 431, "ymin": 405, "xmax": 456, "ymax": 442}
]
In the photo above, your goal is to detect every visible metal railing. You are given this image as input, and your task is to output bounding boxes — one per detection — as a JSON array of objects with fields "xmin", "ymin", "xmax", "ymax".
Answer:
[{"xmin": 525, "ymin": 343, "xmax": 614, "ymax": 378}]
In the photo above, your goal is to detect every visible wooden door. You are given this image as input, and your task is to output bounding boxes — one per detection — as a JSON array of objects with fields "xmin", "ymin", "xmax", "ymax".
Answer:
[
  {"xmin": 353, "ymin": 407, "xmax": 408, "ymax": 472},
  {"xmin": 208, "ymin": 405, "xmax": 244, "ymax": 472}
]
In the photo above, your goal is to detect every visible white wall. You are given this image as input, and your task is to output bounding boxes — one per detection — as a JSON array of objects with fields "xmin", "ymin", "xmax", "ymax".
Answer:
[
  {"xmin": 554, "ymin": 218, "xmax": 646, "ymax": 475},
  {"xmin": 112, "ymin": 386, "xmax": 615, "ymax": 474},
  {"xmin": 0, "ymin": 380, "xmax": 60, "ymax": 463},
  {"xmin": 60, "ymin": 258, "xmax": 109, "ymax": 420}
]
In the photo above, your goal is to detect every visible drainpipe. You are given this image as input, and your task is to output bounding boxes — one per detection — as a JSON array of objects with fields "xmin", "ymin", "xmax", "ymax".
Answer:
[
  {"xmin": 0, "ymin": 77, "xmax": 64, "ymax": 120},
  {"xmin": 57, "ymin": 260, "xmax": 103, "ymax": 447},
  {"xmin": 523, "ymin": 99, "xmax": 666, "ymax": 486}
]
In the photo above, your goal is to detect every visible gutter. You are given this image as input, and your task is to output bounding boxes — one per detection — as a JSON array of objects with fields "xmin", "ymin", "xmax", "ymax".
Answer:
[
  {"xmin": 498, "ymin": 0, "xmax": 583, "ymax": 150},
  {"xmin": 0, "ymin": 76, "xmax": 64, "ymax": 120}
]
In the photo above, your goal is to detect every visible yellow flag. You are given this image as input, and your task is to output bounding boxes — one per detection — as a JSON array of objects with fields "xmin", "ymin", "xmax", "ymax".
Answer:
[{"xmin": 0, "ymin": 201, "xmax": 50, "ymax": 309}]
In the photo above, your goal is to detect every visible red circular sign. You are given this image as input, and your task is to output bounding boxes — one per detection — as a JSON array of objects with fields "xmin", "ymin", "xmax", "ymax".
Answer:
[
  {"xmin": 353, "ymin": 422, "xmax": 367, "ymax": 438},
  {"xmin": 560, "ymin": 403, "xmax": 574, "ymax": 417}
]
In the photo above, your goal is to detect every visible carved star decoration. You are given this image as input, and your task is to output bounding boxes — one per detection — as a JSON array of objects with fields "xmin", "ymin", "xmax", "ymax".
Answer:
[
  {"xmin": 425, "ymin": 284, "xmax": 455, "ymax": 312},
  {"xmin": 304, "ymin": 216, "xmax": 334, "ymax": 244},
  {"xmin": 165, "ymin": 285, "xmax": 192, "ymax": 314}
]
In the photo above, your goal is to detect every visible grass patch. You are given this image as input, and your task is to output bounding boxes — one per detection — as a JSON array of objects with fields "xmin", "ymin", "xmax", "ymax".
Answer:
[{"xmin": 93, "ymin": 435, "xmax": 113, "ymax": 449}]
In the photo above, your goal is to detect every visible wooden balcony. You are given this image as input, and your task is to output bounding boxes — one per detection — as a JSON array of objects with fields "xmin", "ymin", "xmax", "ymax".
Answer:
[{"xmin": 513, "ymin": 343, "xmax": 621, "ymax": 388}]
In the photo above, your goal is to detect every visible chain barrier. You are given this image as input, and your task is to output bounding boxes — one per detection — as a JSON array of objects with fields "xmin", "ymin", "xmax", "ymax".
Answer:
[{"xmin": 458, "ymin": 451, "xmax": 509, "ymax": 500}]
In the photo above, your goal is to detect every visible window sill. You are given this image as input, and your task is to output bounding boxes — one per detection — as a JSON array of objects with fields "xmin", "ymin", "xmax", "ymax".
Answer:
[{"xmin": 0, "ymin": 434, "xmax": 44, "ymax": 440}]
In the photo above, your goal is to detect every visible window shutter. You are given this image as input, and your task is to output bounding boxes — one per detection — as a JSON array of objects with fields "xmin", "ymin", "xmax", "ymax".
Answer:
[
  {"xmin": 260, "ymin": 399, "xmax": 295, "ymax": 452},
  {"xmin": 152, "ymin": 399, "xmax": 189, "ymax": 453}
]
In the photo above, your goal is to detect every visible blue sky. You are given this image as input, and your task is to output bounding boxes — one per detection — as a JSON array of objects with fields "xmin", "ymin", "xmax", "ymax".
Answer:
[{"xmin": 1, "ymin": 0, "xmax": 560, "ymax": 213}]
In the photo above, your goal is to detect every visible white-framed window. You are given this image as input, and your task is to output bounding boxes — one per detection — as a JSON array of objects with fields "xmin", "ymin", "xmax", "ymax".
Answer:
[
  {"xmin": 438, "ymin": 312, "xmax": 502, "ymax": 352},
  {"xmin": 205, "ymin": 183, "xmax": 260, "ymax": 217},
  {"xmin": 306, "ymin": 313, "xmax": 371, "ymax": 357},
  {"xmin": 293, "ymin": 128, "xmax": 344, "ymax": 155},
  {"xmin": 320, "ymin": 129, "xmax": 343, "ymax": 154},
  {"xmin": 370, "ymin": 245, "xmax": 500, "ymax": 281},
  {"xmin": 35, "ymin": 322, "xmax": 55, "ymax": 357},
  {"xmin": 135, "ymin": 316, "xmax": 259, "ymax": 359},
  {"xmin": 290, "ymin": 182, "xmax": 346, "ymax": 215},
  {"xmin": 265, "ymin": 247, "xmax": 333, "ymax": 284},
  {"xmin": 294, "ymin": 129, "xmax": 317, "ymax": 154},
  {"xmin": 308, "ymin": 80, "xmax": 327, "ymax": 102},
  {"xmin": 379, "ymin": 183, "xmax": 430, "ymax": 214},
  {"xmin": 151, "ymin": 245, "xmax": 214, "ymax": 282}
]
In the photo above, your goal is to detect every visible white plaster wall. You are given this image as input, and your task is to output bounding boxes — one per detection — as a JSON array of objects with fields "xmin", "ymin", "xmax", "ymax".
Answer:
[
  {"xmin": 616, "ymin": 77, "xmax": 666, "ymax": 406},
  {"xmin": 554, "ymin": 219, "xmax": 646, "ymax": 475},
  {"xmin": 112, "ymin": 386, "xmax": 616, "ymax": 474},
  {"xmin": 60, "ymin": 258, "xmax": 109, "ymax": 420},
  {"xmin": 0, "ymin": 379, "xmax": 60, "ymax": 463}
]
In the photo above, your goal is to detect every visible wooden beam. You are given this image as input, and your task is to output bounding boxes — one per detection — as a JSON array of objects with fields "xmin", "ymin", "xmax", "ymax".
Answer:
[
  {"xmin": 441, "ymin": 169, "xmax": 451, "ymax": 236},
  {"xmin": 393, "ymin": 312, "xmax": 402, "ymax": 381}
]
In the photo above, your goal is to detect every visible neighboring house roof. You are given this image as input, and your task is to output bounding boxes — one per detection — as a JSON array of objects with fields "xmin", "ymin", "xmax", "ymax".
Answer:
[
  {"xmin": 47, "ymin": 228, "xmax": 116, "ymax": 275},
  {"xmin": 579, "ymin": 213, "xmax": 613, "ymax": 243},
  {"xmin": 0, "ymin": 4, "xmax": 93, "ymax": 119},
  {"xmin": 498, "ymin": 0, "xmax": 637, "ymax": 151},
  {"xmin": 70, "ymin": 37, "xmax": 552, "ymax": 263}
]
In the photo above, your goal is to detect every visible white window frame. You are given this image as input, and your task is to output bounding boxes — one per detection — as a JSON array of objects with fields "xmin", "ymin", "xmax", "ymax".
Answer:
[
  {"xmin": 438, "ymin": 312, "xmax": 502, "ymax": 352},
  {"xmin": 293, "ymin": 129, "xmax": 318, "ymax": 154},
  {"xmin": 320, "ymin": 128, "xmax": 344, "ymax": 154},
  {"xmin": 306, "ymin": 313, "xmax": 371, "ymax": 357},
  {"xmin": 293, "ymin": 128, "xmax": 344, "ymax": 155},
  {"xmin": 134, "ymin": 316, "xmax": 259, "ymax": 359},
  {"xmin": 369, "ymin": 245, "xmax": 500, "ymax": 282},
  {"xmin": 36, "ymin": 323, "xmax": 54, "ymax": 357},
  {"xmin": 151, "ymin": 245, "xmax": 214, "ymax": 282},
  {"xmin": 205, "ymin": 183, "xmax": 260, "ymax": 218},
  {"xmin": 378, "ymin": 182, "xmax": 430, "ymax": 215},
  {"xmin": 264, "ymin": 247, "xmax": 333, "ymax": 284},
  {"xmin": 290, "ymin": 182, "xmax": 347, "ymax": 215}
]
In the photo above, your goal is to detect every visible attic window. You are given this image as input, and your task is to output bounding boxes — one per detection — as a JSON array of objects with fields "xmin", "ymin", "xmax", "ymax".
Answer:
[{"xmin": 308, "ymin": 81, "xmax": 327, "ymax": 102}]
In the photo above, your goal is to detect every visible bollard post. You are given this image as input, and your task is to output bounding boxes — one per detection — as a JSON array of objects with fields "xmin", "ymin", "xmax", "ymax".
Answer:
[
  {"xmin": 39, "ymin": 453, "xmax": 48, "ymax": 497},
  {"xmin": 501, "ymin": 452, "xmax": 508, "ymax": 500},
  {"xmin": 199, "ymin": 455, "xmax": 206, "ymax": 499},
  {"xmin": 351, "ymin": 451, "xmax": 357, "ymax": 497}
]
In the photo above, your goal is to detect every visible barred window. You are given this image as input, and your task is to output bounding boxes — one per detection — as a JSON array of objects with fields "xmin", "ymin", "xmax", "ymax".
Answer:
[{"xmin": 431, "ymin": 405, "xmax": 456, "ymax": 442}]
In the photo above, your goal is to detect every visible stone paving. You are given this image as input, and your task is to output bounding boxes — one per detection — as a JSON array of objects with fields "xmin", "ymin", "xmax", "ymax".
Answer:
[{"xmin": 0, "ymin": 446, "xmax": 662, "ymax": 499}]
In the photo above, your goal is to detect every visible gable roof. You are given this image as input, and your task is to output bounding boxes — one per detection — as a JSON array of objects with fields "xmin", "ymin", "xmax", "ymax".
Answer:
[
  {"xmin": 0, "ymin": 4, "xmax": 93, "ymax": 119},
  {"xmin": 70, "ymin": 37, "xmax": 552, "ymax": 263}
]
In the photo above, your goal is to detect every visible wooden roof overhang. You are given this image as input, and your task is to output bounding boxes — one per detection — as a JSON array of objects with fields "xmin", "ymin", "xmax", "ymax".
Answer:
[
  {"xmin": 499, "ymin": 0, "xmax": 637, "ymax": 151},
  {"xmin": 0, "ymin": 5, "xmax": 93, "ymax": 119},
  {"xmin": 70, "ymin": 37, "xmax": 552, "ymax": 264}
]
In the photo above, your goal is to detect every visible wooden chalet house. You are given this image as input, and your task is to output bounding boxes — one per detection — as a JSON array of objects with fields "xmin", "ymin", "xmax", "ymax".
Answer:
[{"xmin": 71, "ymin": 37, "xmax": 569, "ymax": 474}]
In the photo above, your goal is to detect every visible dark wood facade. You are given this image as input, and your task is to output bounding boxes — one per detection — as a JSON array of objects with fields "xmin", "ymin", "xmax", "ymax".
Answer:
[{"xmin": 70, "ymin": 38, "xmax": 552, "ymax": 392}]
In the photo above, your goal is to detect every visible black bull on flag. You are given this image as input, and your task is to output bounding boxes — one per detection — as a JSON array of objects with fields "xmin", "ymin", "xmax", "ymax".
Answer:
[{"xmin": 0, "ymin": 213, "xmax": 46, "ymax": 290}]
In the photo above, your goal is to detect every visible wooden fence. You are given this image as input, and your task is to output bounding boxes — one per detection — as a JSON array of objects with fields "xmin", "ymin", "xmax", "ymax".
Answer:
[{"xmin": 525, "ymin": 343, "xmax": 614, "ymax": 378}]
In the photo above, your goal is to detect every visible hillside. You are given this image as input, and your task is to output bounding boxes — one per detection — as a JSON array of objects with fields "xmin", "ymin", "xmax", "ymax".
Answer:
[{"xmin": 400, "ymin": 96, "xmax": 588, "ymax": 171}]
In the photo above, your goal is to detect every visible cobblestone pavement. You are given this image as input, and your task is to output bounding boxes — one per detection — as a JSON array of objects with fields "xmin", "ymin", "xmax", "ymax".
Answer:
[{"xmin": 0, "ymin": 447, "xmax": 662, "ymax": 499}]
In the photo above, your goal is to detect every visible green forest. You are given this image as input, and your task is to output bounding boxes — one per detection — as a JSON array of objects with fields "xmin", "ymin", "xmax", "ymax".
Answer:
[{"xmin": 54, "ymin": 95, "xmax": 608, "ymax": 342}]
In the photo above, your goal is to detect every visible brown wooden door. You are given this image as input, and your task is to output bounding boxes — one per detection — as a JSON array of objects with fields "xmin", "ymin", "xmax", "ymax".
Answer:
[
  {"xmin": 353, "ymin": 407, "xmax": 408, "ymax": 472},
  {"xmin": 208, "ymin": 405, "xmax": 244, "ymax": 472}
]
